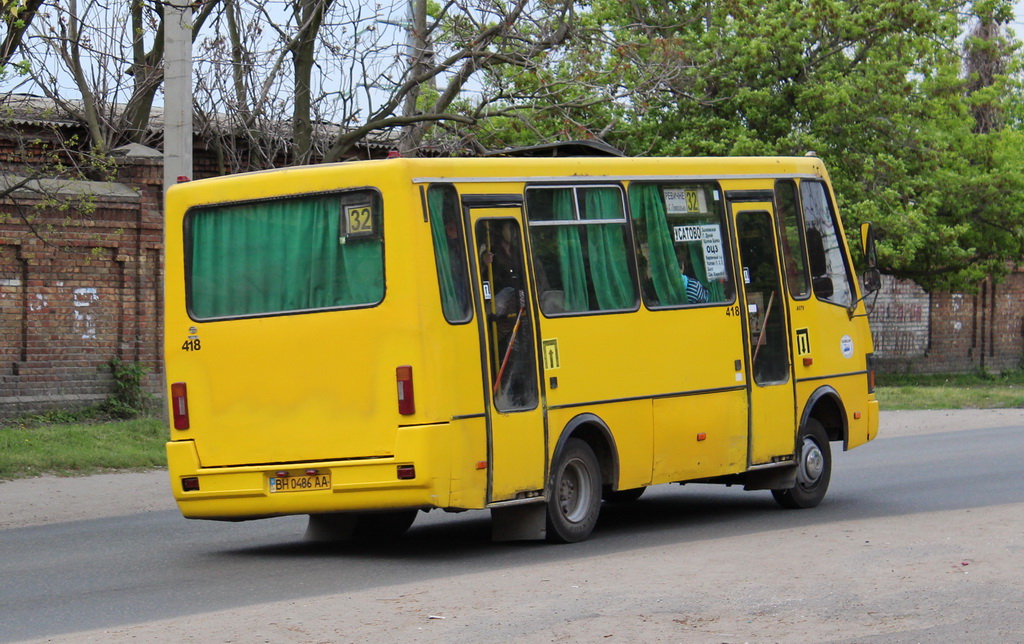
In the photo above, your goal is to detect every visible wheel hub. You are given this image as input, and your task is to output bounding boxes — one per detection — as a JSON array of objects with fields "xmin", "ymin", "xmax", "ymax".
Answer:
[
  {"xmin": 558, "ymin": 459, "xmax": 592, "ymax": 522},
  {"xmin": 797, "ymin": 437, "xmax": 824, "ymax": 487}
]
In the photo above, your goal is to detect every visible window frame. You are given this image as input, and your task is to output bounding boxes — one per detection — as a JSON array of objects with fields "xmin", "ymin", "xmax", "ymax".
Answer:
[
  {"xmin": 773, "ymin": 179, "xmax": 811, "ymax": 301},
  {"xmin": 427, "ymin": 183, "xmax": 474, "ymax": 325},
  {"xmin": 799, "ymin": 179, "xmax": 856, "ymax": 309},
  {"xmin": 627, "ymin": 180, "xmax": 736, "ymax": 311},
  {"xmin": 524, "ymin": 183, "xmax": 640, "ymax": 317},
  {"xmin": 184, "ymin": 187, "xmax": 386, "ymax": 322}
]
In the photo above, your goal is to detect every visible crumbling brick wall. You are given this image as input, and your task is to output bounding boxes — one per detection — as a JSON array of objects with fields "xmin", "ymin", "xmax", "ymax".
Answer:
[
  {"xmin": 869, "ymin": 272, "xmax": 1024, "ymax": 374},
  {"xmin": 0, "ymin": 156, "xmax": 163, "ymax": 420}
]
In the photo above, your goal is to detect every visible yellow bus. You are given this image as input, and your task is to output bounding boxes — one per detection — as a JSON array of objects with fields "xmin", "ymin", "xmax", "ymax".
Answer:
[{"xmin": 164, "ymin": 152, "xmax": 880, "ymax": 543}]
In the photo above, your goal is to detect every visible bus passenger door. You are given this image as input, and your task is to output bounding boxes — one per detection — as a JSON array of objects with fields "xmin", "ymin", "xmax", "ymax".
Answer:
[
  {"xmin": 733, "ymin": 206, "xmax": 796, "ymax": 464},
  {"xmin": 466, "ymin": 204, "xmax": 546, "ymax": 503}
]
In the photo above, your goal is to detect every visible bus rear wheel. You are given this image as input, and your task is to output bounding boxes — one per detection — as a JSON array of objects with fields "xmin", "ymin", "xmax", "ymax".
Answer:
[
  {"xmin": 772, "ymin": 419, "xmax": 831, "ymax": 509},
  {"xmin": 546, "ymin": 438, "xmax": 602, "ymax": 543}
]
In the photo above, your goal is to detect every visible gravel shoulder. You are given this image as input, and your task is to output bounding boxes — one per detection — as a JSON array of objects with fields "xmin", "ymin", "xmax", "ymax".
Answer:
[{"xmin": 1, "ymin": 409, "xmax": 1021, "ymax": 531}]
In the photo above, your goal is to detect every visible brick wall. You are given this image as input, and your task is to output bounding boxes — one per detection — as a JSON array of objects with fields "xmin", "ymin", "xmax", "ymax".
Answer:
[
  {"xmin": 0, "ymin": 155, "xmax": 164, "ymax": 420},
  {"xmin": 869, "ymin": 273, "xmax": 1024, "ymax": 374}
]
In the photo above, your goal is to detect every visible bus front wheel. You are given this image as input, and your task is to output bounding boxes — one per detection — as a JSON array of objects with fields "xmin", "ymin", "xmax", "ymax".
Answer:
[
  {"xmin": 546, "ymin": 438, "xmax": 602, "ymax": 543},
  {"xmin": 772, "ymin": 419, "xmax": 831, "ymax": 509}
]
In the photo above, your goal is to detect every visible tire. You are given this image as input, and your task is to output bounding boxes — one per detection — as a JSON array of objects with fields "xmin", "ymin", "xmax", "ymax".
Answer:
[
  {"xmin": 602, "ymin": 486, "xmax": 646, "ymax": 504},
  {"xmin": 352, "ymin": 509, "xmax": 418, "ymax": 538},
  {"xmin": 772, "ymin": 419, "xmax": 831, "ymax": 509},
  {"xmin": 546, "ymin": 438, "xmax": 602, "ymax": 543}
]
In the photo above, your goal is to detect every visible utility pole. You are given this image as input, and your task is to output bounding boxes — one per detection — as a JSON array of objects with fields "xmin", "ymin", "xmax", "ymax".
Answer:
[{"xmin": 163, "ymin": 1, "xmax": 193, "ymax": 191}]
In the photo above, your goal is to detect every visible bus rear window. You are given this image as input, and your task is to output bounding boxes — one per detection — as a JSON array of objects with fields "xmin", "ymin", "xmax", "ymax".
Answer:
[{"xmin": 186, "ymin": 190, "xmax": 384, "ymax": 319}]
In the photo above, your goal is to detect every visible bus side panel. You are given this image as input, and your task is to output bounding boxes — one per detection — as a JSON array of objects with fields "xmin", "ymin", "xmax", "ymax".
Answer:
[
  {"xmin": 539, "ymin": 310, "xmax": 741, "ymax": 405},
  {"xmin": 651, "ymin": 389, "xmax": 748, "ymax": 484},
  {"xmin": 546, "ymin": 401, "xmax": 654, "ymax": 493},
  {"xmin": 446, "ymin": 417, "xmax": 489, "ymax": 509},
  {"xmin": 538, "ymin": 303, "xmax": 745, "ymax": 491},
  {"xmin": 791, "ymin": 300, "xmax": 877, "ymax": 449}
]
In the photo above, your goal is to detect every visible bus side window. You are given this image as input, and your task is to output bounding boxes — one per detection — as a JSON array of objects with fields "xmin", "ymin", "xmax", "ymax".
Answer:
[
  {"xmin": 800, "ymin": 181, "xmax": 854, "ymax": 308},
  {"xmin": 525, "ymin": 186, "xmax": 637, "ymax": 315},
  {"xmin": 628, "ymin": 182, "xmax": 733, "ymax": 308},
  {"xmin": 427, "ymin": 184, "xmax": 472, "ymax": 323},
  {"xmin": 774, "ymin": 180, "xmax": 809, "ymax": 299}
]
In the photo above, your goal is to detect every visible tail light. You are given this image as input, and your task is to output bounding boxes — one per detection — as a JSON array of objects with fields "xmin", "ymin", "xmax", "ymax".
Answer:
[
  {"xmin": 171, "ymin": 382, "xmax": 190, "ymax": 429},
  {"xmin": 866, "ymin": 353, "xmax": 876, "ymax": 394},
  {"xmin": 396, "ymin": 365, "xmax": 415, "ymax": 415}
]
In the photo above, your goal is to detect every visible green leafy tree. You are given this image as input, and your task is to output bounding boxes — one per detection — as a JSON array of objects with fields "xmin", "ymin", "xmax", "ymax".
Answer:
[{"xmin": 545, "ymin": 0, "xmax": 1024, "ymax": 291}]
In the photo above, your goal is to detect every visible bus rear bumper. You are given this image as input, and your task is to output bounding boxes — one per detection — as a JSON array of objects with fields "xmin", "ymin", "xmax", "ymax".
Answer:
[{"xmin": 166, "ymin": 424, "xmax": 455, "ymax": 521}]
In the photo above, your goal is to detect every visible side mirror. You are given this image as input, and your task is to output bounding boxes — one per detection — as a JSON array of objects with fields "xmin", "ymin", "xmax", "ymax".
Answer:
[
  {"xmin": 860, "ymin": 222, "xmax": 877, "ymax": 269},
  {"xmin": 862, "ymin": 267, "xmax": 881, "ymax": 294}
]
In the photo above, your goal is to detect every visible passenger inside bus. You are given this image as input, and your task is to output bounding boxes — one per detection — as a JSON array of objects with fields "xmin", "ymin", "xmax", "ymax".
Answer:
[{"xmin": 679, "ymin": 254, "xmax": 710, "ymax": 304}]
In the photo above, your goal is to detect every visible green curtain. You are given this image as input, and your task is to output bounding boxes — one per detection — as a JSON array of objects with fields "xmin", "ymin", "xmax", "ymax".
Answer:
[
  {"xmin": 552, "ymin": 189, "xmax": 589, "ymax": 311},
  {"xmin": 629, "ymin": 185, "xmax": 688, "ymax": 306},
  {"xmin": 427, "ymin": 186, "xmax": 462, "ymax": 320},
  {"xmin": 584, "ymin": 188, "xmax": 635, "ymax": 310},
  {"xmin": 190, "ymin": 194, "xmax": 383, "ymax": 318}
]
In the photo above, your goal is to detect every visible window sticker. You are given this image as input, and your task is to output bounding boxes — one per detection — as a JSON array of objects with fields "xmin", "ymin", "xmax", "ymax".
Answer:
[
  {"xmin": 341, "ymin": 202, "xmax": 375, "ymax": 239},
  {"xmin": 542, "ymin": 338, "xmax": 560, "ymax": 370},
  {"xmin": 673, "ymin": 225, "xmax": 703, "ymax": 243},
  {"xmin": 700, "ymin": 225, "xmax": 727, "ymax": 280},
  {"xmin": 665, "ymin": 188, "xmax": 708, "ymax": 214},
  {"xmin": 796, "ymin": 328, "xmax": 811, "ymax": 356},
  {"xmin": 841, "ymin": 335, "xmax": 854, "ymax": 359}
]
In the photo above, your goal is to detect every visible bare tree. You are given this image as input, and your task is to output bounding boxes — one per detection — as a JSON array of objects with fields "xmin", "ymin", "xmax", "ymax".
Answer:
[
  {"xmin": 9, "ymin": 0, "xmax": 217, "ymax": 154},
  {"xmin": 5, "ymin": 0, "xmax": 607, "ymax": 170},
  {"xmin": 190, "ymin": 0, "xmax": 585, "ymax": 167}
]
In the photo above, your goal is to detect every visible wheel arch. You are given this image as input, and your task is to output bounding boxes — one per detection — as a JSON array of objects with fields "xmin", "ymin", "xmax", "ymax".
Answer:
[
  {"xmin": 550, "ymin": 413, "xmax": 617, "ymax": 492},
  {"xmin": 800, "ymin": 386, "xmax": 849, "ymax": 449}
]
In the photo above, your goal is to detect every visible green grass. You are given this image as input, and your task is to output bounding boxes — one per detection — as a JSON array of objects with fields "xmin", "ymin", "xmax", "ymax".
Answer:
[
  {"xmin": 0, "ymin": 416, "xmax": 167, "ymax": 480},
  {"xmin": 875, "ymin": 369, "xmax": 1024, "ymax": 411}
]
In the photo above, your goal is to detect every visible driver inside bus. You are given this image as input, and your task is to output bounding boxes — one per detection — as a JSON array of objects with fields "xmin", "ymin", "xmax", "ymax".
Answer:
[{"xmin": 480, "ymin": 221, "xmax": 533, "ymax": 408}]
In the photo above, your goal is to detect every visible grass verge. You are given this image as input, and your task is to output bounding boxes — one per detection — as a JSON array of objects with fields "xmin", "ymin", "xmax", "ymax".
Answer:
[
  {"xmin": 875, "ymin": 369, "xmax": 1024, "ymax": 411},
  {"xmin": 0, "ymin": 416, "xmax": 167, "ymax": 480}
]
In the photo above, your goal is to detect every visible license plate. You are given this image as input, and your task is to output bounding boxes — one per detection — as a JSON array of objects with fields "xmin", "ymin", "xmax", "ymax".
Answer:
[{"xmin": 269, "ymin": 473, "xmax": 331, "ymax": 493}]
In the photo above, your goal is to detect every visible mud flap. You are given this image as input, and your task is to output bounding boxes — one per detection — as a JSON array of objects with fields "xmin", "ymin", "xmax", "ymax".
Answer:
[
  {"xmin": 742, "ymin": 465, "xmax": 797, "ymax": 491},
  {"xmin": 491, "ymin": 502, "xmax": 546, "ymax": 541}
]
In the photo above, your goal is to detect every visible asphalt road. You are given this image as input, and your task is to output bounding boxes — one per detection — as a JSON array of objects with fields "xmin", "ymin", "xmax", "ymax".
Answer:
[{"xmin": 2, "ymin": 410, "xmax": 1023, "ymax": 643}]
